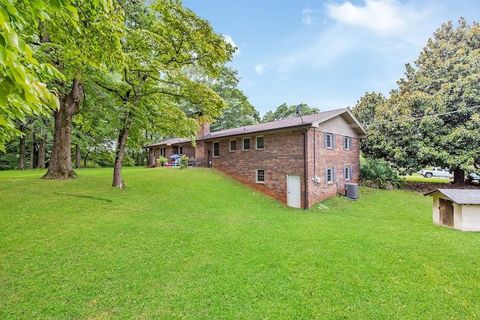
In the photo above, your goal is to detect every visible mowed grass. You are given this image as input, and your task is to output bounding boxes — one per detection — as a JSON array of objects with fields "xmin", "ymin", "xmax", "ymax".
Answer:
[
  {"xmin": 1, "ymin": 168, "xmax": 479, "ymax": 319},
  {"xmin": 405, "ymin": 173, "xmax": 451, "ymax": 184}
]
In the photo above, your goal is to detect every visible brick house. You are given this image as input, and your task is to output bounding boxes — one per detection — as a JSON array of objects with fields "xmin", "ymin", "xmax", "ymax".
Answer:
[{"xmin": 144, "ymin": 108, "xmax": 366, "ymax": 208}]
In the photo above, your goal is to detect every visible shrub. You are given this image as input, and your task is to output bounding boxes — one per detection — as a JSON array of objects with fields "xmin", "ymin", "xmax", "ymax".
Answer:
[
  {"xmin": 180, "ymin": 155, "xmax": 189, "ymax": 169},
  {"xmin": 157, "ymin": 156, "xmax": 168, "ymax": 167},
  {"xmin": 360, "ymin": 158, "xmax": 404, "ymax": 189}
]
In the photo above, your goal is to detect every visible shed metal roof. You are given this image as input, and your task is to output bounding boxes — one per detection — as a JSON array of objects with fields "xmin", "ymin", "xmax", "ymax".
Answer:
[{"xmin": 425, "ymin": 189, "xmax": 480, "ymax": 205}]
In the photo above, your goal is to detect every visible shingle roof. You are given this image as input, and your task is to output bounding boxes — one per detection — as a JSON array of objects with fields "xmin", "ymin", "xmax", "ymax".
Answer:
[
  {"xmin": 425, "ymin": 189, "xmax": 480, "ymax": 205},
  {"xmin": 203, "ymin": 108, "xmax": 351, "ymax": 140},
  {"xmin": 144, "ymin": 108, "xmax": 366, "ymax": 148},
  {"xmin": 143, "ymin": 138, "xmax": 191, "ymax": 148}
]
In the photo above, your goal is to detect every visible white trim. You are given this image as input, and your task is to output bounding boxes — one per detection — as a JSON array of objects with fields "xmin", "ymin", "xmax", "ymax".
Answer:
[
  {"xmin": 242, "ymin": 137, "xmax": 251, "ymax": 151},
  {"xmin": 256, "ymin": 169, "xmax": 265, "ymax": 184},
  {"xmin": 255, "ymin": 135, "xmax": 265, "ymax": 150},
  {"xmin": 229, "ymin": 139, "xmax": 237, "ymax": 152},
  {"xmin": 212, "ymin": 141, "xmax": 220, "ymax": 157}
]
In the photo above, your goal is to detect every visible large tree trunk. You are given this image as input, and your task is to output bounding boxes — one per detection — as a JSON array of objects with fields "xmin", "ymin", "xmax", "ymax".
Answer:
[
  {"xmin": 75, "ymin": 144, "xmax": 81, "ymax": 169},
  {"xmin": 37, "ymin": 139, "xmax": 46, "ymax": 169},
  {"xmin": 18, "ymin": 132, "xmax": 25, "ymax": 170},
  {"xmin": 112, "ymin": 120, "xmax": 131, "ymax": 189},
  {"xmin": 453, "ymin": 167, "xmax": 465, "ymax": 185},
  {"xmin": 42, "ymin": 79, "xmax": 83, "ymax": 179}
]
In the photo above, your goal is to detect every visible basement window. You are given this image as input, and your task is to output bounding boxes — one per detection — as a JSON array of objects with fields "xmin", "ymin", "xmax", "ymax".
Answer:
[
  {"xmin": 213, "ymin": 142, "xmax": 220, "ymax": 157},
  {"xmin": 344, "ymin": 165, "xmax": 352, "ymax": 181},
  {"xmin": 256, "ymin": 169, "xmax": 265, "ymax": 183},
  {"xmin": 325, "ymin": 167, "xmax": 334, "ymax": 184},
  {"xmin": 243, "ymin": 138, "xmax": 250, "ymax": 150},
  {"xmin": 256, "ymin": 136, "xmax": 265, "ymax": 150},
  {"xmin": 230, "ymin": 140, "xmax": 237, "ymax": 152}
]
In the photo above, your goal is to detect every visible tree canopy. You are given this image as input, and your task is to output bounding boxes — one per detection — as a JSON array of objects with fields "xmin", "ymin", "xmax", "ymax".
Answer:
[
  {"xmin": 93, "ymin": 0, "xmax": 233, "ymax": 188},
  {"xmin": 354, "ymin": 19, "xmax": 480, "ymax": 182},
  {"xmin": 210, "ymin": 68, "xmax": 259, "ymax": 131},
  {"xmin": 0, "ymin": 0, "xmax": 119, "ymax": 151}
]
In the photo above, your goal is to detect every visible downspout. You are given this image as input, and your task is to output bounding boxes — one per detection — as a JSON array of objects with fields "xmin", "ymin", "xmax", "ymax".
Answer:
[
  {"xmin": 313, "ymin": 128, "xmax": 316, "ymax": 179},
  {"xmin": 303, "ymin": 129, "xmax": 309, "ymax": 209}
]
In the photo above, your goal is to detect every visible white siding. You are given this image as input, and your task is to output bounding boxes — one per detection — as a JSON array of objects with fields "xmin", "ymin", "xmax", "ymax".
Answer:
[
  {"xmin": 317, "ymin": 115, "xmax": 359, "ymax": 137},
  {"xmin": 460, "ymin": 205, "xmax": 480, "ymax": 231}
]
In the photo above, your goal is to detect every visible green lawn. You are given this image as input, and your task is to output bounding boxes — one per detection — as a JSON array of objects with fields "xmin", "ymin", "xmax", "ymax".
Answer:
[{"xmin": 1, "ymin": 168, "xmax": 479, "ymax": 319}]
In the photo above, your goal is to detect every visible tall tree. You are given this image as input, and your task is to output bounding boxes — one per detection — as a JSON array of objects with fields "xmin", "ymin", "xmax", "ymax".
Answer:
[
  {"xmin": 356, "ymin": 19, "xmax": 480, "ymax": 183},
  {"xmin": 262, "ymin": 103, "xmax": 319, "ymax": 123},
  {"xmin": 40, "ymin": 1, "xmax": 123, "ymax": 179},
  {"xmin": 95, "ymin": 0, "xmax": 233, "ymax": 188}
]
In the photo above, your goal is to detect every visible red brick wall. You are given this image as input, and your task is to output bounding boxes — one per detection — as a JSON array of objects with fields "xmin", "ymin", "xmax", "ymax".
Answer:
[
  {"xmin": 177, "ymin": 143, "xmax": 195, "ymax": 159},
  {"xmin": 210, "ymin": 130, "xmax": 306, "ymax": 205},
  {"xmin": 150, "ymin": 146, "xmax": 176, "ymax": 166},
  {"xmin": 194, "ymin": 141, "xmax": 209, "ymax": 167},
  {"xmin": 147, "ymin": 123, "xmax": 361, "ymax": 207},
  {"xmin": 306, "ymin": 128, "xmax": 360, "ymax": 206}
]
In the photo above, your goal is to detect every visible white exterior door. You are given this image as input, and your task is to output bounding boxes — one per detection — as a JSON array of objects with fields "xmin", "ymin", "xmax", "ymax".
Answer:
[{"xmin": 287, "ymin": 175, "xmax": 301, "ymax": 208}]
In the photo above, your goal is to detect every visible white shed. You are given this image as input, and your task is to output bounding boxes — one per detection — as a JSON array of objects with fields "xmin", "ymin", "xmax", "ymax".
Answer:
[{"xmin": 425, "ymin": 189, "xmax": 480, "ymax": 231}]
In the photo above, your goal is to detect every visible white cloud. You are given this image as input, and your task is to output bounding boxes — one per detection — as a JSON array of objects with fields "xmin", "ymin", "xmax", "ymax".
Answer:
[
  {"xmin": 223, "ymin": 34, "xmax": 240, "ymax": 55},
  {"xmin": 275, "ymin": 25, "xmax": 360, "ymax": 72},
  {"xmin": 254, "ymin": 64, "xmax": 266, "ymax": 75},
  {"xmin": 326, "ymin": 0, "xmax": 420, "ymax": 37},
  {"xmin": 301, "ymin": 8, "xmax": 316, "ymax": 25}
]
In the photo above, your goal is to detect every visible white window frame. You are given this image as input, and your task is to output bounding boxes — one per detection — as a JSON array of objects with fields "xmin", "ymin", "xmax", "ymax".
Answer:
[
  {"xmin": 256, "ymin": 169, "xmax": 265, "ymax": 184},
  {"xmin": 229, "ymin": 139, "xmax": 237, "ymax": 152},
  {"xmin": 255, "ymin": 136, "xmax": 265, "ymax": 150},
  {"xmin": 325, "ymin": 133, "xmax": 333, "ymax": 149},
  {"xmin": 344, "ymin": 165, "xmax": 351, "ymax": 181},
  {"xmin": 243, "ymin": 137, "xmax": 250, "ymax": 151},
  {"xmin": 179, "ymin": 146, "xmax": 183, "ymax": 155},
  {"xmin": 343, "ymin": 136, "xmax": 351, "ymax": 150},
  {"xmin": 326, "ymin": 167, "xmax": 334, "ymax": 184},
  {"xmin": 213, "ymin": 141, "xmax": 220, "ymax": 157}
]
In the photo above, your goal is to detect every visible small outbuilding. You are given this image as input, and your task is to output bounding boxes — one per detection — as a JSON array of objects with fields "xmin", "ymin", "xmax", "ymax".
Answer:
[{"xmin": 425, "ymin": 189, "xmax": 480, "ymax": 231}]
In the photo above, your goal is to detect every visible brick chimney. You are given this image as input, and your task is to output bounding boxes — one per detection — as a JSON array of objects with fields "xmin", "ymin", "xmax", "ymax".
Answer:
[{"xmin": 197, "ymin": 121, "xmax": 210, "ymax": 139}]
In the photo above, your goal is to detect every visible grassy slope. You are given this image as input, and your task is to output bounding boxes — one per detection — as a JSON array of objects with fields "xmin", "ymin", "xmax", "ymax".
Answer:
[{"xmin": 0, "ymin": 168, "xmax": 479, "ymax": 319}]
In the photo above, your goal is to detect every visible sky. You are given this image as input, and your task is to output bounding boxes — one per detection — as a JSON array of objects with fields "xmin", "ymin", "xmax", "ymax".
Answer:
[{"xmin": 182, "ymin": 0, "xmax": 480, "ymax": 115}]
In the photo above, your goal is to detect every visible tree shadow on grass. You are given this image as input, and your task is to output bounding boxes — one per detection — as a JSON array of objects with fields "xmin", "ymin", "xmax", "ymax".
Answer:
[{"xmin": 53, "ymin": 192, "xmax": 113, "ymax": 203}]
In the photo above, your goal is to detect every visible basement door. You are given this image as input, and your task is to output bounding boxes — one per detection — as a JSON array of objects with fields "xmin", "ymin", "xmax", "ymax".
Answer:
[
  {"xmin": 287, "ymin": 175, "xmax": 301, "ymax": 208},
  {"xmin": 439, "ymin": 198, "xmax": 454, "ymax": 227}
]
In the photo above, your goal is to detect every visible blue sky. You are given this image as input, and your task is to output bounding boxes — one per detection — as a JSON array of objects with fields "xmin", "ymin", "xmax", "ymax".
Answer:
[{"xmin": 183, "ymin": 0, "xmax": 480, "ymax": 115}]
